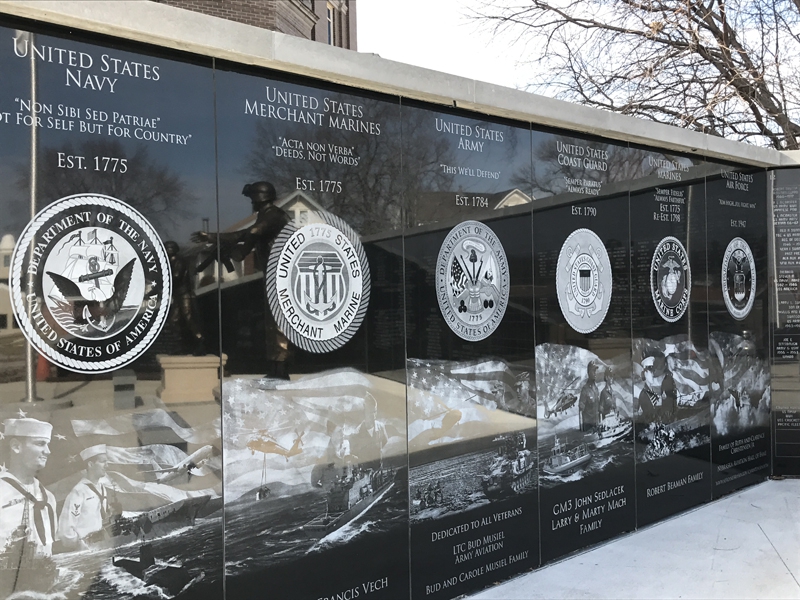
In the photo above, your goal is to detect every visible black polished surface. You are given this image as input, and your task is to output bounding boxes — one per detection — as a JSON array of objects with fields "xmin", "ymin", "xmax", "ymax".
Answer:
[
  {"xmin": 706, "ymin": 169, "xmax": 770, "ymax": 498},
  {"xmin": 629, "ymin": 152, "xmax": 712, "ymax": 527},
  {"xmin": 402, "ymin": 104, "xmax": 537, "ymax": 600},
  {"xmin": 214, "ymin": 66, "xmax": 408, "ymax": 600}
]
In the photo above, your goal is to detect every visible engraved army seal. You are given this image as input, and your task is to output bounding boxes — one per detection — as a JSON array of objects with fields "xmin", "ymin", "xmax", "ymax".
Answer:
[
  {"xmin": 651, "ymin": 236, "xmax": 691, "ymax": 322},
  {"xmin": 267, "ymin": 211, "xmax": 370, "ymax": 353},
  {"xmin": 436, "ymin": 220, "xmax": 509, "ymax": 342},
  {"xmin": 722, "ymin": 237, "xmax": 756, "ymax": 320},
  {"xmin": 556, "ymin": 228, "xmax": 612, "ymax": 334},
  {"xmin": 9, "ymin": 194, "xmax": 171, "ymax": 373}
]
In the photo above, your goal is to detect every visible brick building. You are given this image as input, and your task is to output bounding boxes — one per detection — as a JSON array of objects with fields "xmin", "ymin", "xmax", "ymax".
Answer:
[{"xmin": 153, "ymin": 0, "xmax": 356, "ymax": 49}]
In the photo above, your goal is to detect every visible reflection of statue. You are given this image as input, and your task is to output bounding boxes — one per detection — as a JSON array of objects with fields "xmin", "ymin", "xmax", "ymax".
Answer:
[
  {"xmin": 192, "ymin": 182, "xmax": 291, "ymax": 376},
  {"xmin": 192, "ymin": 181, "xmax": 289, "ymax": 272},
  {"xmin": 579, "ymin": 361, "xmax": 600, "ymax": 432},
  {"xmin": 165, "ymin": 241, "xmax": 205, "ymax": 355}
]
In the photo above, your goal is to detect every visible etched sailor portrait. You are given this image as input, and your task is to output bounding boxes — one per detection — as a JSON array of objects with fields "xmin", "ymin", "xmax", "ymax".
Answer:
[
  {"xmin": 9, "ymin": 194, "xmax": 171, "ymax": 373},
  {"xmin": 651, "ymin": 236, "xmax": 691, "ymax": 322},
  {"xmin": 556, "ymin": 228, "xmax": 612, "ymax": 334},
  {"xmin": 722, "ymin": 237, "xmax": 756, "ymax": 320},
  {"xmin": 266, "ymin": 210, "xmax": 370, "ymax": 353},
  {"xmin": 435, "ymin": 220, "xmax": 510, "ymax": 342}
]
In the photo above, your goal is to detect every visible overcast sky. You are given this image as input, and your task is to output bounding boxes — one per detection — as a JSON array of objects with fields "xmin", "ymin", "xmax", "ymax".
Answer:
[{"xmin": 357, "ymin": 0, "xmax": 529, "ymax": 90}]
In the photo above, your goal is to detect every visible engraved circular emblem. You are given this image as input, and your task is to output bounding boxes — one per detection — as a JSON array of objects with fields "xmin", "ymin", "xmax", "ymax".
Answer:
[
  {"xmin": 9, "ymin": 194, "xmax": 171, "ymax": 373},
  {"xmin": 435, "ymin": 220, "xmax": 510, "ymax": 342},
  {"xmin": 267, "ymin": 211, "xmax": 370, "ymax": 353},
  {"xmin": 556, "ymin": 228, "xmax": 612, "ymax": 334},
  {"xmin": 650, "ymin": 236, "xmax": 691, "ymax": 322},
  {"xmin": 722, "ymin": 237, "xmax": 755, "ymax": 320}
]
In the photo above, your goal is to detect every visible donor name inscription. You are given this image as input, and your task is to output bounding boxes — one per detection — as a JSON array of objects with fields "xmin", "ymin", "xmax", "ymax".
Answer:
[
  {"xmin": 317, "ymin": 577, "xmax": 389, "ymax": 600},
  {"xmin": 646, "ymin": 471, "xmax": 704, "ymax": 498}
]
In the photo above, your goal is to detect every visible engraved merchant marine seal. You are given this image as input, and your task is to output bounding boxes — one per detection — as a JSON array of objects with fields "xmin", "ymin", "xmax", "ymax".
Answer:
[
  {"xmin": 267, "ymin": 211, "xmax": 370, "ymax": 353},
  {"xmin": 9, "ymin": 194, "xmax": 171, "ymax": 373},
  {"xmin": 651, "ymin": 236, "xmax": 691, "ymax": 322},
  {"xmin": 557, "ymin": 228, "xmax": 612, "ymax": 334},
  {"xmin": 436, "ymin": 220, "xmax": 510, "ymax": 342},
  {"xmin": 722, "ymin": 237, "xmax": 756, "ymax": 320}
]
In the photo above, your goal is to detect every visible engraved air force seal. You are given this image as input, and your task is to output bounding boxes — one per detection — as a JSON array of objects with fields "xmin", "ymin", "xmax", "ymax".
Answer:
[
  {"xmin": 722, "ymin": 237, "xmax": 756, "ymax": 320},
  {"xmin": 267, "ymin": 212, "xmax": 370, "ymax": 353},
  {"xmin": 436, "ymin": 220, "xmax": 510, "ymax": 342},
  {"xmin": 651, "ymin": 236, "xmax": 691, "ymax": 322},
  {"xmin": 557, "ymin": 228, "xmax": 612, "ymax": 334},
  {"xmin": 9, "ymin": 194, "xmax": 171, "ymax": 373}
]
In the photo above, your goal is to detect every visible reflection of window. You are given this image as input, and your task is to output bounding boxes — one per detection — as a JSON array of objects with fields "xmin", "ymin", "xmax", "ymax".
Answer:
[
  {"xmin": 3, "ymin": 255, "xmax": 9, "ymax": 267},
  {"xmin": 12, "ymin": 316, "xmax": 19, "ymax": 328},
  {"xmin": 0, "ymin": 315, "xmax": 7, "ymax": 329}
]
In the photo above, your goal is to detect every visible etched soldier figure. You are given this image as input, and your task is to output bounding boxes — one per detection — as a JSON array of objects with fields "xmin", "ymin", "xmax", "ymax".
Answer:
[
  {"xmin": 660, "ymin": 358, "xmax": 678, "ymax": 422},
  {"xmin": 637, "ymin": 351, "xmax": 677, "ymax": 422},
  {"xmin": 0, "ymin": 418, "xmax": 57, "ymax": 559},
  {"xmin": 192, "ymin": 181, "xmax": 292, "ymax": 377},
  {"xmin": 599, "ymin": 368, "xmax": 615, "ymax": 418},
  {"xmin": 57, "ymin": 445, "xmax": 115, "ymax": 551},
  {"xmin": 0, "ymin": 419, "xmax": 60, "ymax": 598},
  {"xmin": 578, "ymin": 360, "xmax": 600, "ymax": 432},
  {"xmin": 164, "ymin": 241, "xmax": 206, "ymax": 355}
]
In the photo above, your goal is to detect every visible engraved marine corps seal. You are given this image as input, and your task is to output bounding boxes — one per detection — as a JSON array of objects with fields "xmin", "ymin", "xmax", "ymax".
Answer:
[
  {"xmin": 651, "ymin": 236, "xmax": 691, "ymax": 322},
  {"xmin": 556, "ymin": 228, "xmax": 612, "ymax": 334},
  {"xmin": 9, "ymin": 194, "xmax": 171, "ymax": 373},
  {"xmin": 436, "ymin": 220, "xmax": 509, "ymax": 342},
  {"xmin": 722, "ymin": 237, "xmax": 755, "ymax": 320},
  {"xmin": 266, "ymin": 211, "xmax": 370, "ymax": 353}
]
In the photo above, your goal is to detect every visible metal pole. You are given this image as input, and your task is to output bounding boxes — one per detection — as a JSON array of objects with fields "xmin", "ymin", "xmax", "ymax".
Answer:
[{"xmin": 23, "ymin": 31, "xmax": 42, "ymax": 402}]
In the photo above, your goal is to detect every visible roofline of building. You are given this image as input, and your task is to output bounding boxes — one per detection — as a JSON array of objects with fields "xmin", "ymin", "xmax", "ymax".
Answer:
[{"xmin": 0, "ymin": 0, "xmax": 796, "ymax": 168}]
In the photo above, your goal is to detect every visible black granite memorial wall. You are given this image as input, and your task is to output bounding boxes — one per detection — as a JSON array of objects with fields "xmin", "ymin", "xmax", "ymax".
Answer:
[
  {"xmin": 402, "ymin": 104, "xmax": 538, "ymax": 599},
  {"xmin": 706, "ymin": 169, "xmax": 771, "ymax": 495},
  {"xmin": 0, "ymin": 14, "xmax": 778, "ymax": 600},
  {"xmin": 533, "ymin": 133, "xmax": 637, "ymax": 563},
  {"xmin": 0, "ymin": 19, "xmax": 223, "ymax": 600}
]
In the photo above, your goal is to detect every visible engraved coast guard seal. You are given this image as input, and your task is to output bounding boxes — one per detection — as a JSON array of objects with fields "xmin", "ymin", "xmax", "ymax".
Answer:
[
  {"xmin": 9, "ymin": 194, "xmax": 171, "ymax": 373},
  {"xmin": 722, "ymin": 237, "xmax": 755, "ymax": 320},
  {"xmin": 651, "ymin": 236, "xmax": 691, "ymax": 322},
  {"xmin": 436, "ymin": 220, "xmax": 509, "ymax": 342},
  {"xmin": 267, "ymin": 211, "xmax": 370, "ymax": 353},
  {"xmin": 556, "ymin": 228, "xmax": 612, "ymax": 334}
]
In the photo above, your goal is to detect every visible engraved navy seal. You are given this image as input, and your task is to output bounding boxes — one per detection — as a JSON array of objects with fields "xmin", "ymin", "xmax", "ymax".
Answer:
[
  {"xmin": 9, "ymin": 194, "xmax": 171, "ymax": 373},
  {"xmin": 557, "ymin": 228, "xmax": 612, "ymax": 334},
  {"xmin": 267, "ymin": 211, "xmax": 370, "ymax": 353},
  {"xmin": 651, "ymin": 236, "xmax": 691, "ymax": 322},
  {"xmin": 722, "ymin": 237, "xmax": 755, "ymax": 320},
  {"xmin": 436, "ymin": 220, "xmax": 509, "ymax": 342}
]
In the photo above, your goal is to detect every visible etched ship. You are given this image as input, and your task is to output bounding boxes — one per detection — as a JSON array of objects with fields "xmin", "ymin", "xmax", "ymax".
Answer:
[
  {"xmin": 60, "ymin": 229, "xmax": 119, "ymax": 301},
  {"xmin": 302, "ymin": 464, "xmax": 395, "ymax": 536},
  {"xmin": 481, "ymin": 432, "xmax": 536, "ymax": 497},
  {"xmin": 0, "ymin": 525, "xmax": 58, "ymax": 597},
  {"xmin": 593, "ymin": 412, "xmax": 633, "ymax": 448},
  {"xmin": 542, "ymin": 436, "xmax": 591, "ymax": 475}
]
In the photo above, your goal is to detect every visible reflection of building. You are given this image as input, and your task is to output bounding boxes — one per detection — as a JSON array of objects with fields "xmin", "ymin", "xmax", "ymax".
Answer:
[
  {"xmin": 195, "ymin": 191, "xmax": 324, "ymax": 290},
  {"xmin": 153, "ymin": 0, "xmax": 357, "ymax": 49},
  {"xmin": 411, "ymin": 188, "xmax": 532, "ymax": 226},
  {"xmin": 0, "ymin": 234, "xmax": 17, "ymax": 335}
]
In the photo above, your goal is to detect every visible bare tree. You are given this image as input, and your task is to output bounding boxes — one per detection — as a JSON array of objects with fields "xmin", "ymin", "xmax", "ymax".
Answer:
[{"xmin": 472, "ymin": 0, "xmax": 800, "ymax": 149}]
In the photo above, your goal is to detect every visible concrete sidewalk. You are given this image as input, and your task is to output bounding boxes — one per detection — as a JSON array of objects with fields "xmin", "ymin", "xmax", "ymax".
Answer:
[{"xmin": 469, "ymin": 479, "xmax": 800, "ymax": 599}]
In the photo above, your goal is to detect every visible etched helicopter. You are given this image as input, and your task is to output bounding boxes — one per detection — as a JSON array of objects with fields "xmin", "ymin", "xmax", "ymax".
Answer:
[{"xmin": 541, "ymin": 376, "xmax": 581, "ymax": 419}]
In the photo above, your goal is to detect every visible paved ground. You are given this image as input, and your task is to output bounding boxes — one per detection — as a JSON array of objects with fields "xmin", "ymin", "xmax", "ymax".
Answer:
[{"xmin": 468, "ymin": 479, "xmax": 800, "ymax": 599}]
